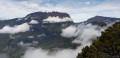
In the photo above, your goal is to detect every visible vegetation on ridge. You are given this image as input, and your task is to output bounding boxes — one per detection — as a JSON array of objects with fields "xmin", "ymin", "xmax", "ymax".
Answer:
[{"xmin": 77, "ymin": 22, "xmax": 120, "ymax": 58}]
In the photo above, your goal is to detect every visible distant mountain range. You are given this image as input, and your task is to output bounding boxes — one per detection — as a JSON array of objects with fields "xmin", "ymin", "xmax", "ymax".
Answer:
[
  {"xmin": 85, "ymin": 16, "xmax": 120, "ymax": 26},
  {"xmin": 0, "ymin": 11, "xmax": 120, "ymax": 58}
]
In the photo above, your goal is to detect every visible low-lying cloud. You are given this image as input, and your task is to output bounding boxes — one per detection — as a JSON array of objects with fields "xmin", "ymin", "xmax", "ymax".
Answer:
[
  {"xmin": 61, "ymin": 26, "xmax": 77, "ymax": 38},
  {"xmin": 61, "ymin": 23, "xmax": 106, "ymax": 52},
  {"xmin": 29, "ymin": 20, "xmax": 39, "ymax": 24},
  {"xmin": 73, "ymin": 24, "xmax": 104, "ymax": 44},
  {"xmin": 21, "ymin": 23, "xmax": 109, "ymax": 58},
  {"xmin": 0, "ymin": 23, "xmax": 30, "ymax": 34},
  {"xmin": 0, "ymin": 54, "xmax": 9, "ymax": 58},
  {"xmin": 43, "ymin": 16, "xmax": 72, "ymax": 23},
  {"xmin": 22, "ymin": 48, "xmax": 78, "ymax": 58}
]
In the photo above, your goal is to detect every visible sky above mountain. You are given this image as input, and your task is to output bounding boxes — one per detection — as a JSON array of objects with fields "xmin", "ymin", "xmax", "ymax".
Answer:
[{"xmin": 0, "ymin": 0, "xmax": 120, "ymax": 22}]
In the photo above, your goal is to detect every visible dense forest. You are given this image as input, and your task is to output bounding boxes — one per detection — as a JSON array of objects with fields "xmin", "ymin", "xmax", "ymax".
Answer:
[{"xmin": 77, "ymin": 22, "xmax": 120, "ymax": 58}]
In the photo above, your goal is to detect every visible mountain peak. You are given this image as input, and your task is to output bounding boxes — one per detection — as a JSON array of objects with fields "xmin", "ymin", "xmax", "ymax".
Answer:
[
  {"xmin": 94, "ymin": 16, "xmax": 105, "ymax": 18},
  {"xmin": 24, "ymin": 11, "xmax": 73, "ymax": 23},
  {"xmin": 25, "ymin": 11, "xmax": 71, "ymax": 19}
]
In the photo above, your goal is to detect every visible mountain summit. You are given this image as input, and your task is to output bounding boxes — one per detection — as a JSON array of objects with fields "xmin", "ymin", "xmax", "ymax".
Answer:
[
  {"xmin": 25, "ymin": 11, "xmax": 71, "ymax": 19},
  {"xmin": 24, "ymin": 11, "xmax": 73, "ymax": 23}
]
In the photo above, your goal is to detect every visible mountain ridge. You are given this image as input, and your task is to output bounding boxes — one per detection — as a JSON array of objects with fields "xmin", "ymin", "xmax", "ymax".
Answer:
[
  {"xmin": 0, "ymin": 11, "xmax": 120, "ymax": 58},
  {"xmin": 86, "ymin": 15, "xmax": 120, "ymax": 23}
]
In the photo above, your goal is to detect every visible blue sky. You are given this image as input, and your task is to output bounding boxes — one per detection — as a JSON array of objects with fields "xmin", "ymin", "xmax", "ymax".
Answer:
[{"xmin": 0, "ymin": 0, "xmax": 120, "ymax": 22}]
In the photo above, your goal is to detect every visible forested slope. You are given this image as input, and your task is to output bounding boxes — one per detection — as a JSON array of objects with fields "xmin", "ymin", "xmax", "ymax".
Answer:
[{"xmin": 77, "ymin": 22, "xmax": 120, "ymax": 58}]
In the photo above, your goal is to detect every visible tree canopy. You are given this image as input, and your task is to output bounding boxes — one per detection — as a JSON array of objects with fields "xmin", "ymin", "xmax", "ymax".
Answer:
[{"xmin": 77, "ymin": 22, "xmax": 120, "ymax": 58}]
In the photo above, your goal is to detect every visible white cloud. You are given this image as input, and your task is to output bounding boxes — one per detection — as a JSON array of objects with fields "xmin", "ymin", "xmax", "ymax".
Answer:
[
  {"xmin": 61, "ymin": 26, "xmax": 77, "ymax": 38},
  {"xmin": 22, "ymin": 48, "xmax": 78, "ymax": 58},
  {"xmin": 86, "ymin": 1, "xmax": 90, "ymax": 5},
  {"xmin": 61, "ymin": 23, "xmax": 104, "ymax": 43},
  {"xmin": 70, "ymin": 13, "xmax": 94, "ymax": 22},
  {"xmin": 43, "ymin": 16, "xmax": 72, "ymax": 23},
  {"xmin": 61, "ymin": 23, "xmax": 107, "ymax": 52},
  {"xmin": 0, "ymin": 23, "xmax": 30, "ymax": 34},
  {"xmin": 72, "ymin": 24, "xmax": 103, "ymax": 44},
  {"xmin": 0, "ymin": 1, "xmax": 31, "ymax": 19},
  {"xmin": 0, "ymin": 0, "xmax": 120, "ymax": 22},
  {"xmin": 0, "ymin": 54, "xmax": 9, "ymax": 58},
  {"xmin": 28, "ymin": 36, "xmax": 34, "ymax": 38},
  {"xmin": 44, "ymin": 3, "xmax": 54, "ymax": 7},
  {"xmin": 29, "ymin": 20, "xmax": 39, "ymax": 24}
]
